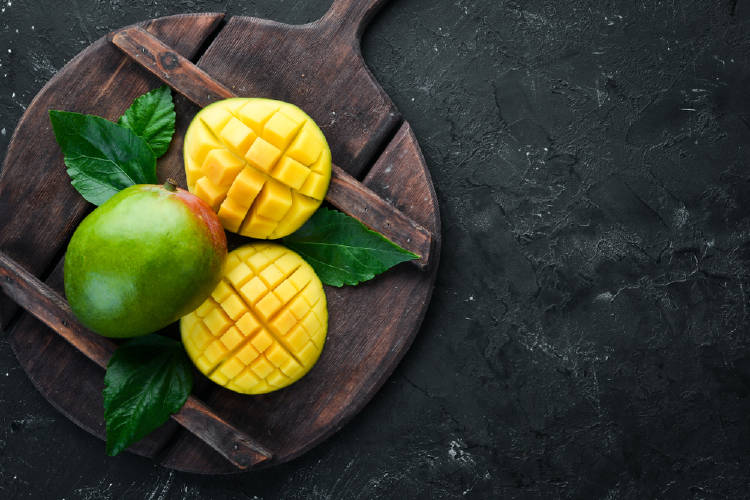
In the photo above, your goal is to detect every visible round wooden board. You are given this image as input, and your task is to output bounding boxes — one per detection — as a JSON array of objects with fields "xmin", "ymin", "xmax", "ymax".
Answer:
[{"xmin": 0, "ymin": 6, "xmax": 440, "ymax": 474}]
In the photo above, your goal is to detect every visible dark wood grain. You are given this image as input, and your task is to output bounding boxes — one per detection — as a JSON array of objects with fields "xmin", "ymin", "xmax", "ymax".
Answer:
[
  {"xmin": 110, "ymin": 26, "xmax": 432, "ymax": 264},
  {"xmin": 0, "ymin": 251, "xmax": 271, "ymax": 469},
  {"xmin": 1, "ymin": 2, "xmax": 441, "ymax": 474},
  {"xmin": 319, "ymin": 0, "xmax": 391, "ymax": 41}
]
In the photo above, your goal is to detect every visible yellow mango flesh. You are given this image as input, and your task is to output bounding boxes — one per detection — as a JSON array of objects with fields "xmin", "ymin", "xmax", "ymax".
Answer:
[
  {"xmin": 180, "ymin": 243, "xmax": 327, "ymax": 394},
  {"xmin": 184, "ymin": 98, "xmax": 331, "ymax": 239}
]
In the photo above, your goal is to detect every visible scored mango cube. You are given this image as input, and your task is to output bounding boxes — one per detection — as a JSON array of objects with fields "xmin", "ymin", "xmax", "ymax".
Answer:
[
  {"xmin": 269, "ymin": 193, "xmax": 320, "ymax": 239},
  {"xmin": 273, "ymin": 156, "xmax": 310, "ymax": 190},
  {"xmin": 218, "ymin": 357, "xmax": 245, "ymax": 379},
  {"xmin": 190, "ymin": 323, "xmax": 213, "ymax": 351},
  {"xmin": 263, "ymin": 112, "xmax": 302, "ymax": 149},
  {"xmin": 231, "ymin": 369, "xmax": 260, "ymax": 390},
  {"xmin": 298, "ymin": 171, "xmax": 329, "ymax": 200},
  {"xmin": 220, "ymin": 293, "xmax": 247, "ymax": 321},
  {"xmin": 200, "ymin": 106, "xmax": 233, "ymax": 135},
  {"xmin": 220, "ymin": 326, "xmax": 244, "ymax": 351},
  {"xmin": 193, "ymin": 177, "xmax": 226, "ymax": 211},
  {"xmin": 251, "ymin": 356, "xmax": 275, "ymax": 379},
  {"xmin": 184, "ymin": 98, "xmax": 331, "ymax": 239},
  {"xmin": 238, "ymin": 276, "xmax": 267, "ymax": 305},
  {"xmin": 237, "ymin": 99, "xmax": 279, "ymax": 132},
  {"xmin": 266, "ymin": 370, "xmax": 289, "ymax": 387},
  {"xmin": 204, "ymin": 149, "xmax": 244, "ymax": 189},
  {"xmin": 211, "ymin": 280, "xmax": 233, "ymax": 303},
  {"xmin": 245, "ymin": 137, "xmax": 282, "ymax": 173},
  {"xmin": 254, "ymin": 181, "xmax": 292, "ymax": 221},
  {"xmin": 180, "ymin": 243, "xmax": 327, "ymax": 395},
  {"xmin": 185, "ymin": 155, "xmax": 203, "ymax": 190},
  {"xmin": 240, "ymin": 214, "xmax": 277, "ymax": 239},
  {"xmin": 286, "ymin": 124, "xmax": 322, "ymax": 166},
  {"xmin": 186, "ymin": 121, "xmax": 222, "ymax": 164},
  {"xmin": 217, "ymin": 197, "xmax": 249, "ymax": 233},
  {"xmin": 220, "ymin": 117, "xmax": 257, "ymax": 156},
  {"xmin": 226, "ymin": 167, "xmax": 265, "ymax": 208}
]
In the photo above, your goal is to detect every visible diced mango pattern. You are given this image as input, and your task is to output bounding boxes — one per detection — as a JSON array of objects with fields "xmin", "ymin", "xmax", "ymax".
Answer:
[
  {"xmin": 183, "ymin": 98, "xmax": 332, "ymax": 239},
  {"xmin": 180, "ymin": 243, "xmax": 327, "ymax": 394}
]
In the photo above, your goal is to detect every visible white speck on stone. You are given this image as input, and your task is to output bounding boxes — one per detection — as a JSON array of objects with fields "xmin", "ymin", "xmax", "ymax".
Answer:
[
  {"xmin": 673, "ymin": 206, "xmax": 689, "ymax": 228},
  {"xmin": 468, "ymin": 296, "xmax": 474, "ymax": 301},
  {"xmin": 594, "ymin": 291, "xmax": 614, "ymax": 302},
  {"xmin": 411, "ymin": 97, "xmax": 415, "ymax": 101},
  {"xmin": 31, "ymin": 25, "xmax": 34, "ymax": 30},
  {"xmin": 448, "ymin": 439, "xmax": 475, "ymax": 465},
  {"xmin": 7, "ymin": 48, "xmax": 11, "ymax": 53},
  {"xmin": 11, "ymin": 92, "xmax": 15, "ymax": 98}
]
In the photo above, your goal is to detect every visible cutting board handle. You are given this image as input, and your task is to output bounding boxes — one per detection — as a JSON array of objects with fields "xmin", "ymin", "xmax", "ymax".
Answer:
[{"xmin": 320, "ymin": 0, "xmax": 391, "ymax": 41}]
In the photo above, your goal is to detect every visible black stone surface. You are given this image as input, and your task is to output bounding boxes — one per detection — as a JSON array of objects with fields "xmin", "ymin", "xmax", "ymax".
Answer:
[{"xmin": 2, "ymin": 0, "xmax": 750, "ymax": 498}]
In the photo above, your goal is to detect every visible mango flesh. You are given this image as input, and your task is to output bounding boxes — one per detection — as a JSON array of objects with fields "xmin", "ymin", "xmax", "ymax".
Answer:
[
  {"xmin": 180, "ymin": 243, "xmax": 327, "ymax": 394},
  {"xmin": 64, "ymin": 184, "xmax": 227, "ymax": 338},
  {"xmin": 184, "ymin": 98, "xmax": 331, "ymax": 239}
]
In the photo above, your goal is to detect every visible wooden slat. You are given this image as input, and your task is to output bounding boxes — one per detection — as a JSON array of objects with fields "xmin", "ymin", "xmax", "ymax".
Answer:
[
  {"xmin": 0, "ymin": 251, "xmax": 271, "ymax": 469},
  {"xmin": 109, "ymin": 26, "xmax": 433, "ymax": 266},
  {"xmin": 108, "ymin": 28, "xmax": 235, "ymax": 105}
]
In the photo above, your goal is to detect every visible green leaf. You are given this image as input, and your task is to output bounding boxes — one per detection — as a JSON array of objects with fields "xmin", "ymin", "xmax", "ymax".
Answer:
[
  {"xmin": 283, "ymin": 207, "xmax": 419, "ymax": 287},
  {"xmin": 117, "ymin": 85, "xmax": 176, "ymax": 158},
  {"xmin": 103, "ymin": 335, "xmax": 193, "ymax": 456},
  {"xmin": 49, "ymin": 110, "xmax": 157, "ymax": 205}
]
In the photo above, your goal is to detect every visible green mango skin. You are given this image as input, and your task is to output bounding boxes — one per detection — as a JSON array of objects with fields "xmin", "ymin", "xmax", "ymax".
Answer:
[{"xmin": 64, "ymin": 184, "xmax": 227, "ymax": 338}]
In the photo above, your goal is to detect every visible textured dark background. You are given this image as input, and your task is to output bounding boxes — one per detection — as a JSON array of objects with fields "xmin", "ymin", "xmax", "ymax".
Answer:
[{"xmin": 2, "ymin": 0, "xmax": 750, "ymax": 498}]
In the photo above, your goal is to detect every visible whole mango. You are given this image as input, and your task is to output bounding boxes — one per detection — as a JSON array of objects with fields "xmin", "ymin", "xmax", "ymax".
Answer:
[{"xmin": 64, "ymin": 181, "xmax": 227, "ymax": 338}]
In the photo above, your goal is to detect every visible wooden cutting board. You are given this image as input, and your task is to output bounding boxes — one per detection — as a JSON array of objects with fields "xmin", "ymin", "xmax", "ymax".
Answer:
[{"xmin": 0, "ymin": 0, "xmax": 440, "ymax": 474}]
